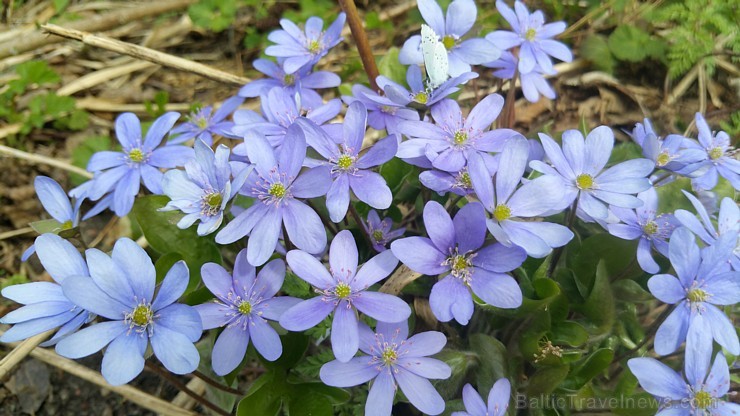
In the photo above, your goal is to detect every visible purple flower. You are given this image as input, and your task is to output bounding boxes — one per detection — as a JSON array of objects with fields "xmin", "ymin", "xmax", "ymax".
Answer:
[
  {"xmin": 486, "ymin": 0, "xmax": 572, "ymax": 74},
  {"xmin": 54, "ymin": 238, "xmax": 202, "ymax": 385},
  {"xmin": 608, "ymin": 188, "xmax": 678, "ymax": 273},
  {"xmin": 363, "ymin": 210, "xmax": 405, "ymax": 252},
  {"xmin": 398, "ymin": 0, "xmax": 501, "ymax": 76},
  {"xmin": 239, "ymin": 59, "xmax": 340, "ymax": 109},
  {"xmin": 628, "ymin": 119, "xmax": 706, "ymax": 177},
  {"xmin": 452, "ymin": 379, "xmax": 511, "ymax": 416},
  {"xmin": 675, "ymin": 191, "xmax": 739, "ymax": 270},
  {"xmin": 396, "ymin": 95, "xmax": 519, "ymax": 172},
  {"xmin": 231, "ymin": 87, "xmax": 341, "ymax": 148},
  {"xmin": 342, "ymin": 84, "xmax": 419, "ymax": 135},
  {"xmin": 378, "ymin": 65, "xmax": 477, "ymax": 108},
  {"xmin": 264, "ymin": 13, "xmax": 346, "ymax": 74},
  {"xmin": 628, "ymin": 321, "xmax": 737, "ymax": 415},
  {"xmin": 647, "ymin": 227, "xmax": 739, "ymax": 355},
  {"xmin": 194, "ymin": 251, "xmax": 300, "ymax": 375},
  {"xmin": 687, "ymin": 113, "xmax": 740, "ymax": 190},
  {"xmin": 470, "ymin": 137, "xmax": 574, "ymax": 258},
  {"xmin": 85, "ymin": 112, "xmax": 194, "ymax": 217},
  {"xmin": 280, "ymin": 230, "xmax": 409, "ymax": 362},
  {"xmin": 531, "ymin": 126, "xmax": 654, "ymax": 221},
  {"xmin": 420, "ymin": 167, "xmax": 476, "ymax": 196},
  {"xmin": 21, "ymin": 176, "xmax": 82, "ymax": 261},
  {"xmin": 216, "ymin": 127, "xmax": 331, "ymax": 266},
  {"xmin": 297, "ymin": 102, "xmax": 396, "ymax": 222},
  {"xmin": 320, "ymin": 321, "xmax": 451, "ymax": 416},
  {"xmin": 392, "ymin": 201, "xmax": 526, "ymax": 324},
  {"xmin": 168, "ymin": 96, "xmax": 243, "ymax": 145},
  {"xmin": 483, "ymin": 50, "xmax": 555, "ymax": 102},
  {"xmin": 1, "ymin": 234, "xmax": 92, "ymax": 346},
  {"xmin": 160, "ymin": 139, "xmax": 252, "ymax": 236}
]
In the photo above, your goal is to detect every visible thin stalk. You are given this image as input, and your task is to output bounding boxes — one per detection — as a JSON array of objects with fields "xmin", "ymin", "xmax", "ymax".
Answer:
[
  {"xmin": 337, "ymin": 0, "xmax": 380, "ymax": 92},
  {"xmin": 282, "ymin": 223, "xmax": 295, "ymax": 252},
  {"xmin": 612, "ymin": 304, "xmax": 677, "ymax": 363},
  {"xmin": 348, "ymin": 204, "xmax": 373, "ymax": 248},
  {"xmin": 191, "ymin": 370, "xmax": 243, "ymax": 396},
  {"xmin": 144, "ymin": 362, "xmax": 232, "ymax": 416},
  {"xmin": 500, "ymin": 68, "xmax": 519, "ymax": 129},
  {"xmin": 547, "ymin": 198, "xmax": 578, "ymax": 276}
]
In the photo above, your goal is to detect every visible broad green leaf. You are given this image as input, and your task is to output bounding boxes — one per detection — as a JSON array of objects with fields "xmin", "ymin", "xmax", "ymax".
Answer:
[
  {"xmin": 379, "ymin": 157, "xmax": 415, "ymax": 194},
  {"xmin": 377, "ymin": 47, "xmax": 406, "ymax": 86},
  {"xmin": 550, "ymin": 321, "xmax": 589, "ymax": 347},
  {"xmin": 562, "ymin": 348, "xmax": 614, "ymax": 390},
  {"xmin": 612, "ymin": 279, "xmax": 652, "ymax": 302},
  {"xmin": 261, "ymin": 332, "xmax": 308, "ymax": 370},
  {"xmin": 237, "ymin": 372, "xmax": 283, "ymax": 416},
  {"xmin": 608, "ymin": 25, "xmax": 653, "ymax": 62},
  {"xmin": 581, "ymin": 35, "xmax": 615, "ymax": 73},
  {"xmin": 469, "ymin": 333, "xmax": 510, "ymax": 392},
  {"xmin": 526, "ymin": 365, "xmax": 570, "ymax": 396},
  {"xmin": 576, "ymin": 261, "xmax": 615, "ymax": 335}
]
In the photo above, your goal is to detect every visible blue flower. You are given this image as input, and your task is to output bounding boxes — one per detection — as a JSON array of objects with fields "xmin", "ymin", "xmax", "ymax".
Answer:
[
  {"xmin": 470, "ymin": 136, "xmax": 574, "ymax": 258},
  {"xmin": 392, "ymin": 201, "xmax": 525, "ymax": 324},
  {"xmin": 1, "ymin": 234, "xmax": 93, "ymax": 346},
  {"xmin": 532, "ymin": 126, "xmax": 654, "ymax": 221},
  {"xmin": 396, "ymin": 95, "xmax": 519, "ymax": 172},
  {"xmin": 215, "ymin": 126, "xmax": 332, "ymax": 266},
  {"xmin": 21, "ymin": 176, "xmax": 82, "ymax": 261},
  {"xmin": 629, "ymin": 320, "xmax": 738, "ymax": 415},
  {"xmin": 54, "ymin": 238, "xmax": 202, "ymax": 385},
  {"xmin": 453, "ymin": 379, "xmax": 511, "ymax": 416},
  {"xmin": 628, "ymin": 118, "xmax": 706, "ymax": 177},
  {"xmin": 363, "ymin": 210, "xmax": 405, "ymax": 253},
  {"xmin": 647, "ymin": 227, "xmax": 739, "ymax": 355},
  {"xmin": 608, "ymin": 188, "xmax": 679, "ymax": 273},
  {"xmin": 420, "ymin": 167, "xmax": 476, "ymax": 196},
  {"xmin": 687, "ymin": 113, "xmax": 740, "ymax": 190},
  {"xmin": 264, "ymin": 13, "xmax": 346, "ymax": 74},
  {"xmin": 378, "ymin": 65, "xmax": 477, "ymax": 109},
  {"xmin": 398, "ymin": 0, "xmax": 501, "ymax": 76},
  {"xmin": 298, "ymin": 101, "xmax": 397, "ymax": 222},
  {"xmin": 168, "ymin": 96, "xmax": 244, "ymax": 145},
  {"xmin": 483, "ymin": 50, "xmax": 556, "ymax": 102},
  {"xmin": 231, "ymin": 87, "xmax": 341, "ymax": 149},
  {"xmin": 320, "ymin": 321, "xmax": 451, "ymax": 416},
  {"xmin": 486, "ymin": 0, "xmax": 572, "ymax": 74},
  {"xmin": 280, "ymin": 230, "xmax": 410, "ymax": 362},
  {"xmin": 239, "ymin": 59, "xmax": 340, "ymax": 109},
  {"xmin": 342, "ymin": 84, "xmax": 419, "ymax": 135},
  {"xmin": 194, "ymin": 251, "xmax": 300, "ymax": 375},
  {"xmin": 161, "ymin": 139, "xmax": 252, "ymax": 236},
  {"xmin": 85, "ymin": 112, "xmax": 194, "ymax": 217}
]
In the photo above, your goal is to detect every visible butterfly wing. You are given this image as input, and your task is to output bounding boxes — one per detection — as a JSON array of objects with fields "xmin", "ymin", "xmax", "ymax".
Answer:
[{"xmin": 420, "ymin": 24, "xmax": 449, "ymax": 89}]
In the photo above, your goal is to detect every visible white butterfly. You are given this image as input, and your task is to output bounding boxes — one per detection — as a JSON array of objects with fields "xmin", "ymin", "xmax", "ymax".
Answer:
[{"xmin": 420, "ymin": 24, "xmax": 449, "ymax": 90}]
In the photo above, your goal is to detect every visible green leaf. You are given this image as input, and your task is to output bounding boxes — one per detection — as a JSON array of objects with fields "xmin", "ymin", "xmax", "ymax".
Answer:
[
  {"xmin": 550, "ymin": 321, "xmax": 589, "ymax": 347},
  {"xmin": 526, "ymin": 365, "xmax": 570, "ymax": 396},
  {"xmin": 15, "ymin": 61, "xmax": 61, "ymax": 87},
  {"xmin": 188, "ymin": 0, "xmax": 238, "ymax": 33},
  {"xmin": 29, "ymin": 219, "xmax": 65, "ymax": 234},
  {"xmin": 608, "ymin": 25, "xmax": 653, "ymax": 62},
  {"xmin": 581, "ymin": 35, "xmax": 615, "ymax": 73},
  {"xmin": 261, "ymin": 332, "xmax": 308, "ymax": 371},
  {"xmin": 469, "ymin": 334, "xmax": 509, "ymax": 391},
  {"xmin": 237, "ymin": 373, "xmax": 283, "ymax": 416},
  {"xmin": 71, "ymin": 136, "xmax": 111, "ymax": 185},
  {"xmin": 377, "ymin": 47, "xmax": 407, "ymax": 86},
  {"xmin": 282, "ymin": 271, "xmax": 311, "ymax": 298},
  {"xmin": 612, "ymin": 279, "xmax": 652, "ymax": 302},
  {"xmin": 563, "ymin": 348, "xmax": 614, "ymax": 390},
  {"xmin": 576, "ymin": 261, "xmax": 615, "ymax": 335},
  {"xmin": 379, "ymin": 157, "xmax": 415, "ymax": 194},
  {"xmin": 132, "ymin": 195, "xmax": 221, "ymax": 291},
  {"xmin": 285, "ymin": 387, "xmax": 334, "ymax": 416}
]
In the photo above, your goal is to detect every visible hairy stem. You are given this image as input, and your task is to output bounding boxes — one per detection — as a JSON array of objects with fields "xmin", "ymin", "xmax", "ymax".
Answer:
[{"xmin": 337, "ymin": 0, "xmax": 380, "ymax": 92}]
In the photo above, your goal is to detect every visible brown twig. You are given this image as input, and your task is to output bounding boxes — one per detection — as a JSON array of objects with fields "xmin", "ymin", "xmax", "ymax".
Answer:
[
  {"xmin": 379, "ymin": 264, "xmax": 422, "ymax": 295},
  {"xmin": 192, "ymin": 369, "xmax": 243, "ymax": 396},
  {"xmin": 41, "ymin": 24, "xmax": 250, "ymax": 87},
  {"xmin": 338, "ymin": 0, "xmax": 380, "ymax": 92}
]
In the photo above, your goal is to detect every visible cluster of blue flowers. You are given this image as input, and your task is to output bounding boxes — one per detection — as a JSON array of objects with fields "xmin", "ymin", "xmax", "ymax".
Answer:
[{"xmin": 1, "ymin": 0, "xmax": 738, "ymax": 415}]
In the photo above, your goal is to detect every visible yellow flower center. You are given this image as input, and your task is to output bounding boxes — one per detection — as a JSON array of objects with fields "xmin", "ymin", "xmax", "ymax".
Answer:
[
  {"xmin": 238, "ymin": 301, "xmax": 252, "ymax": 315},
  {"xmin": 308, "ymin": 40, "xmax": 321, "ymax": 54},
  {"xmin": 381, "ymin": 347, "xmax": 397, "ymax": 365},
  {"xmin": 687, "ymin": 288, "xmax": 708, "ymax": 303},
  {"xmin": 61, "ymin": 220, "xmax": 74, "ymax": 230},
  {"xmin": 442, "ymin": 35, "xmax": 456, "ymax": 50},
  {"xmin": 284, "ymin": 73, "xmax": 296, "ymax": 86},
  {"xmin": 453, "ymin": 131, "xmax": 468, "ymax": 146},
  {"xmin": 336, "ymin": 154, "xmax": 354, "ymax": 170},
  {"xmin": 205, "ymin": 193, "xmax": 223, "ymax": 208},
  {"xmin": 131, "ymin": 304, "xmax": 153, "ymax": 327},
  {"xmin": 196, "ymin": 117, "xmax": 209, "ymax": 130},
  {"xmin": 335, "ymin": 282, "xmax": 351, "ymax": 299},
  {"xmin": 708, "ymin": 147, "xmax": 723, "ymax": 160},
  {"xmin": 372, "ymin": 230, "xmax": 384, "ymax": 241},
  {"xmin": 525, "ymin": 28, "xmax": 537, "ymax": 41},
  {"xmin": 128, "ymin": 148, "xmax": 145, "ymax": 163},
  {"xmin": 693, "ymin": 390, "xmax": 713, "ymax": 409},
  {"xmin": 576, "ymin": 173, "xmax": 594, "ymax": 190},
  {"xmin": 656, "ymin": 152, "xmax": 671, "ymax": 167},
  {"xmin": 642, "ymin": 221, "xmax": 658, "ymax": 235},
  {"xmin": 268, "ymin": 183, "xmax": 287, "ymax": 198},
  {"xmin": 493, "ymin": 204, "xmax": 512, "ymax": 222},
  {"xmin": 458, "ymin": 171, "xmax": 472, "ymax": 188},
  {"xmin": 414, "ymin": 91, "xmax": 429, "ymax": 104}
]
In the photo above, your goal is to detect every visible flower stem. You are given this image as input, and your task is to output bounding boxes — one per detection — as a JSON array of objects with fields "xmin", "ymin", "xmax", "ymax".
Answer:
[
  {"xmin": 499, "ymin": 67, "xmax": 519, "ymax": 129},
  {"xmin": 612, "ymin": 304, "xmax": 677, "ymax": 363},
  {"xmin": 144, "ymin": 361, "xmax": 232, "ymax": 416},
  {"xmin": 337, "ymin": 0, "xmax": 380, "ymax": 92},
  {"xmin": 547, "ymin": 198, "xmax": 578, "ymax": 277},
  {"xmin": 307, "ymin": 199, "xmax": 338, "ymax": 235},
  {"xmin": 348, "ymin": 204, "xmax": 373, "ymax": 249},
  {"xmin": 191, "ymin": 369, "xmax": 243, "ymax": 396}
]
